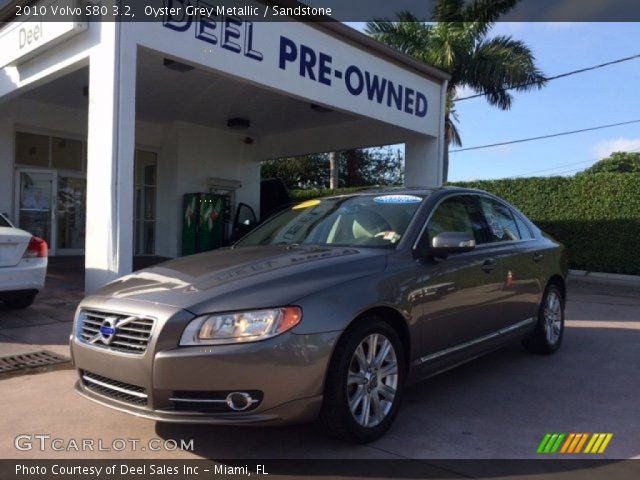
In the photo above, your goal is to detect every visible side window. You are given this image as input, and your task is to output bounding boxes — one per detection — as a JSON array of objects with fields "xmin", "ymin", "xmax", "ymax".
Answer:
[
  {"xmin": 427, "ymin": 195, "xmax": 490, "ymax": 245},
  {"xmin": 513, "ymin": 213, "xmax": 535, "ymax": 240},
  {"xmin": 478, "ymin": 197, "xmax": 521, "ymax": 242}
]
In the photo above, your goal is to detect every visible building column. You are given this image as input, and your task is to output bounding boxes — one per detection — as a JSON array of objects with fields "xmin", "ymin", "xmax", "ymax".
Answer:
[
  {"xmin": 0, "ymin": 119, "xmax": 13, "ymax": 220},
  {"xmin": 85, "ymin": 22, "xmax": 136, "ymax": 293},
  {"xmin": 404, "ymin": 136, "xmax": 442, "ymax": 188}
]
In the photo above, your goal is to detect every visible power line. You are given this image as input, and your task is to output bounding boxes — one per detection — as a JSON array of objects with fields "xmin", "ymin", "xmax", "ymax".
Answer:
[
  {"xmin": 514, "ymin": 159, "xmax": 595, "ymax": 177},
  {"xmin": 450, "ymin": 119, "xmax": 640, "ymax": 153},
  {"xmin": 457, "ymin": 53, "xmax": 640, "ymax": 101},
  {"xmin": 511, "ymin": 148, "xmax": 640, "ymax": 178}
]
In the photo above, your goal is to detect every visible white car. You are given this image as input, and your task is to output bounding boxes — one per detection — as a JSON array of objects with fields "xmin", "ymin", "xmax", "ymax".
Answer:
[{"xmin": 0, "ymin": 213, "xmax": 48, "ymax": 309}]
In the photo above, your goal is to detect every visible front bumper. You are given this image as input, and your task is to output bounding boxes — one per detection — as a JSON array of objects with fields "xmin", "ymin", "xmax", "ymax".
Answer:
[
  {"xmin": 74, "ymin": 380, "xmax": 323, "ymax": 425},
  {"xmin": 70, "ymin": 298, "xmax": 340, "ymax": 425}
]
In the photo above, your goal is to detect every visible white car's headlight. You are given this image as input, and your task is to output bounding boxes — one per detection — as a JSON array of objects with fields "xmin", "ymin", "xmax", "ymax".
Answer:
[{"xmin": 179, "ymin": 307, "xmax": 302, "ymax": 346}]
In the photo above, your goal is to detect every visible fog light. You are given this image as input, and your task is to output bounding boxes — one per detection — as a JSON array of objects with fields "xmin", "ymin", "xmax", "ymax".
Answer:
[{"xmin": 226, "ymin": 392, "xmax": 254, "ymax": 411}]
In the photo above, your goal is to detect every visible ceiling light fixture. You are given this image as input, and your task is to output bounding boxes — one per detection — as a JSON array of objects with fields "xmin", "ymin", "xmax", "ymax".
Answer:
[
  {"xmin": 163, "ymin": 58, "xmax": 195, "ymax": 73},
  {"xmin": 310, "ymin": 103, "xmax": 333, "ymax": 113}
]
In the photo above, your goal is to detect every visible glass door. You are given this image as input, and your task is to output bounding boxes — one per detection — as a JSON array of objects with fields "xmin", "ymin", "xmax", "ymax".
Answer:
[
  {"xmin": 15, "ymin": 169, "xmax": 57, "ymax": 254},
  {"xmin": 56, "ymin": 174, "xmax": 86, "ymax": 255},
  {"xmin": 134, "ymin": 151, "xmax": 157, "ymax": 255}
]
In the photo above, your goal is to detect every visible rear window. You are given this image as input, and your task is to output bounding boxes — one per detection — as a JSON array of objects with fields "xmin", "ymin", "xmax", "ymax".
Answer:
[{"xmin": 0, "ymin": 214, "xmax": 11, "ymax": 227}]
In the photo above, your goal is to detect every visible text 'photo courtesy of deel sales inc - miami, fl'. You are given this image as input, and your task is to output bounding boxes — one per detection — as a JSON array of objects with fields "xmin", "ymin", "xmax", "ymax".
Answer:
[{"xmin": 15, "ymin": 463, "xmax": 269, "ymax": 477}]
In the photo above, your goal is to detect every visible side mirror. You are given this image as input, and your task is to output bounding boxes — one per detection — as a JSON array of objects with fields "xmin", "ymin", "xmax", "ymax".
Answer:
[
  {"xmin": 414, "ymin": 231, "xmax": 475, "ymax": 260},
  {"xmin": 431, "ymin": 232, "xmax": 476, "ymax": 255}
]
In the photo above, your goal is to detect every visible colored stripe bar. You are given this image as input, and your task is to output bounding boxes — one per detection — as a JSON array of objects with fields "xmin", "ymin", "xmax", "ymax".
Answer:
[
  {"xmin": 574, "ymin": 433, "xmax": 589, "ymax": 453},
  {"xmin": 584, "ymin": 433, "xmax": 599, "ymax": 453},
  {"xmin": 550, "ymin": 433, "xmax": 565, "ymax": 453},
  {"xmin": 560, "ymin": 434, "xmax": 576, "ymax": 453},
  {"xmin": 537, "ymin": 434, "xmax": 553, "ymax": 454},
  {"xmin": 538, "ymin": 432, "xmax": 612, "ymax": 454},
  {"xmin": 544, "ymin": 434, "xmax": 559, "ymax": 453},
  {"xmin": 598, "ymin": 434, "xmax": 613, "ymax": 453},
  {"xmin": 591, "ymin": 434, "xmax": 607, "ymax": 453},
  {"xmin": 567, "ymin": 434, "xmax": 583, "ymax": 453}
]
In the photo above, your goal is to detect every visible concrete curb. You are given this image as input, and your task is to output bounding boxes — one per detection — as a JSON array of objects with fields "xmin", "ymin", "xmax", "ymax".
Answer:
[{"xmin": 569, "ymin": 269, "xmax": 640, "ymax": 285}]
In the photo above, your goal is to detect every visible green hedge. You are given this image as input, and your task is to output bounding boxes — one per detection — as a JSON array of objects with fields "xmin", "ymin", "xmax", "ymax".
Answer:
[
  {"xmin": 452, "ymin": 174, "xmax": 640, "ymax": 275},
  {"xmin": 292, "ymin": 174, "xmax": 640, "ymax": 275}
]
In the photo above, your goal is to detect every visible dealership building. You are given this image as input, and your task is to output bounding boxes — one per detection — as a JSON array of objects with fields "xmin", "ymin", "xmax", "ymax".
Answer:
[{"xmin": 0, "ymin": 2, "xmax": 449, "ymax": 292}]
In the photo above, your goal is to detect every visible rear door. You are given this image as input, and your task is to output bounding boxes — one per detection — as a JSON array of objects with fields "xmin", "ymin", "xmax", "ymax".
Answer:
[{"xmin": 476, "ymin": 196, "xmax": 542, "ymax": 329}]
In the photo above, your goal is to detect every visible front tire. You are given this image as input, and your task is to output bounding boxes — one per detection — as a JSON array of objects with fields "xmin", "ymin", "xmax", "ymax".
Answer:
[
  {"xmin": 523, "ymin": 284, "xmax": 564, "ymax": 355},
  {"xmin": 316, "ymin": 316, "xmax": 405, "ymax": 443}
]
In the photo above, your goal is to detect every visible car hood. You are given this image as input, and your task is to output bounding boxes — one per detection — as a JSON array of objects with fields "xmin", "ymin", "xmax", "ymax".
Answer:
[{"xmin": 92, "ymin": 245, "xmax": 388, "ymax": 314}]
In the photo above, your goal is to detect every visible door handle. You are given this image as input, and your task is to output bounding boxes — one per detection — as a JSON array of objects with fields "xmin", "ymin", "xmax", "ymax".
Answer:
[
  {"xmin": 533, "ymin": 253, "xmax": 544, "ymax": 263},
  {"xmin": 481, "ymin": 258, "xmax": 497, "ymax": 273}
]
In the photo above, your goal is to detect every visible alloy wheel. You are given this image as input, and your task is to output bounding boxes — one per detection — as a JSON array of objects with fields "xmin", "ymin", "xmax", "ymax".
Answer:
[
  {"xmin": 543, "ymin": 290, "xmax": 563, "ymax": 345},
  {"xmin": 347, "ymin": 333, "xmax": 399, "ymax": 428}
]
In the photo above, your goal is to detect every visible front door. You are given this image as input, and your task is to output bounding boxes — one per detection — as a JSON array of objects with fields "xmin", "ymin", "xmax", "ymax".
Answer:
[
  {"xmin": 414, "ymin": 194, "xmax": 505, "ymax": 357},
  {"xmin": 15, "ymin": 169, "xmax": 57, "ymax": 254}
]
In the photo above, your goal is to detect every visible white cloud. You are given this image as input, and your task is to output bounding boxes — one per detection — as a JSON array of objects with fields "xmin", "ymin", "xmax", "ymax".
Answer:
[{"xmin": 593, "ymin": 138, "xmax": 640, "ymax": 159}]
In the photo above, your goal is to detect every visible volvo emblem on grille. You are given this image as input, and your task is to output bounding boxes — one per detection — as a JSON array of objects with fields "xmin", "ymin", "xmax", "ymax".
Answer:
[
  {"xmin": 98, "ymin": 317, "xmax": 118, "ymax": 344},
  {"xmin": 84, "ymin": 313, "xmax": 145, "ymax": 350}
]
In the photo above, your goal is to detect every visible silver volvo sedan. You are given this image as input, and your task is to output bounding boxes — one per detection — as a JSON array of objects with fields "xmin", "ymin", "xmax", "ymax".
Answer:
[{"xmin": 70, "ymin": 188, "xmax": 567, "ymax": 443}]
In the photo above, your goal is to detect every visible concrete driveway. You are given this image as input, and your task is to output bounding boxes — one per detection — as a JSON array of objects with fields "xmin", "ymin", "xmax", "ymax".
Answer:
[{"xmin": 0, "ymin": 271, "xmax": 638, "ymax": 460}]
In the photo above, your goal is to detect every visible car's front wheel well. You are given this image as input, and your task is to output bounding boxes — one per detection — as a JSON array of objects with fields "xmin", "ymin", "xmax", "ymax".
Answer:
[
  {"xmin": 547, "ymin": 274, "xmax": 566, "ymax": 302},
  {"xmin": 347, "ymin": 306, "xmax": 411, "ymax": 372}
]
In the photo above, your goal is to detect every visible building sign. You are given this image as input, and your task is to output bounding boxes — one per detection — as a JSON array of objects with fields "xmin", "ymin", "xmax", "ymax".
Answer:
[
  {"xmin": 160, "ymin": 0, "xmax": 438, "ymax": 133},
  {"xmin": 277, "ymin": 36, "xmax": 428, "ymax": 118},
  {"xmin": 0, "ymin": 1, "xmax": 86, "ymax": 69}
]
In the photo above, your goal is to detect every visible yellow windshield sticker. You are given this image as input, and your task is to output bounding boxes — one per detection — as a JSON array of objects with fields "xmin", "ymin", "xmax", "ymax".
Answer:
[{"xmin": 292, "ymin": 199, "xmax": 321, "ymax": 210}]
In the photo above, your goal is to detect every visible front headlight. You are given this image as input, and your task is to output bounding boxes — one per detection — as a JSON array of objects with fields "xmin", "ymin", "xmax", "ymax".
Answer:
[{"xmin": 179, "ymin": 307, "xmax": 302, "ymax": 346}]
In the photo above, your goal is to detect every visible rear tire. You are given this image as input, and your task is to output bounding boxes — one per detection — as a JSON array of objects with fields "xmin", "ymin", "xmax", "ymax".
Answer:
[
  {"xmin": 523, "ymin": 284, "xmax": 564, "ymax": 355},
  {"xmin": 3, "ymin": 292, "xmax": 36, "ymax": 310},
  {"xmin": 316, "ymin": 316, "xmax": 405, "ymax": 443}
]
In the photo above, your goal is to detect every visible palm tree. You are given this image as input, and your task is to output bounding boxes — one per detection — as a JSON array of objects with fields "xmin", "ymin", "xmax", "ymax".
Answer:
[{"xmin": 366, "ymin": 0, "xmax": 546, "ymax": 182}]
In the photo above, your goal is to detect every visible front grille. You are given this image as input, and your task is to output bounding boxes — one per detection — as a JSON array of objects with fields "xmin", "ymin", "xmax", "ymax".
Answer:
[
  {"xmin": 78, "ymin": 310, "xmax": 154, "ymax": 354},
  {"xmin": 81, "ymin": 370, "xmax": 147, "ymax": 406}
]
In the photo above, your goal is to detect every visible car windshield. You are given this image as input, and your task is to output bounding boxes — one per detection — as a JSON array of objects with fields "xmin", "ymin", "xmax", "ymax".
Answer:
[{"xmin": 236, "ymin": 194, "xmax": 426, "ymax": 249}]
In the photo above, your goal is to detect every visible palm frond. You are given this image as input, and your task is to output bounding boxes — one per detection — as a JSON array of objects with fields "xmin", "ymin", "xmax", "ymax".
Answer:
[
  {"xmin": 445, "ymin": 116, "xmax": 462, "ymax": 146},
  {"xmin": 462, "ymin": 35, "xmax": 546, "ymax": 109},
  {"xmin": 433, "ymin": 0, "xmax": 466, "ymax": 22},
  {"xmin": 462, "ymin": 0, "xmax": 519, "ymax": 29},
  {"xmin": 366, "ymin": 15, "xmax": 432, "ymax": 56}
]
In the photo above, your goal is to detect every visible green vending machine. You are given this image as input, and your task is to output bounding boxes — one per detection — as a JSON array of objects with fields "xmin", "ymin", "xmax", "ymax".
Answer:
[{"xmin": 181, "ymin": 193, "xmax": 227, "ymax": 256}]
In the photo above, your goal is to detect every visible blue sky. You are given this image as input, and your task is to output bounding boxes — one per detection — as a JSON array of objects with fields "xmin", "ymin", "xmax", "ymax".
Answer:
[{"xmin": 348, "ymin": 22, "xmax": 640, "ymax": 181}]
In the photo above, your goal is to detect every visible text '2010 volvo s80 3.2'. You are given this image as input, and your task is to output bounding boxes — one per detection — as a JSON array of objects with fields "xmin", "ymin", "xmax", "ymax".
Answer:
[{"xmin": 70, "ymin": 187, "xmax": 568, "ymax": 443}]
